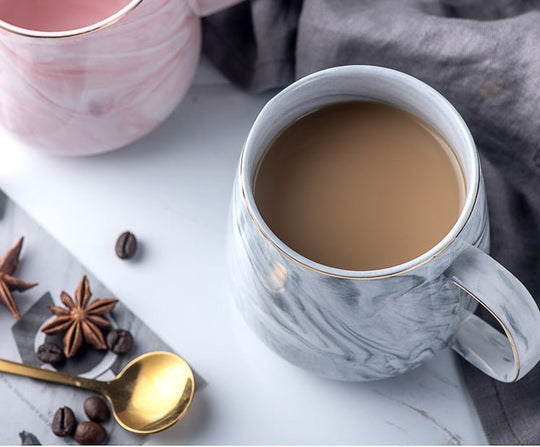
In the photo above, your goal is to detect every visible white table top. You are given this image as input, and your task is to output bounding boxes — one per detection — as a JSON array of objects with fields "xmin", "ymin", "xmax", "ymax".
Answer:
[{"xmin": 0, "ymin": 57, "xmax": 488, "ymax": 445}]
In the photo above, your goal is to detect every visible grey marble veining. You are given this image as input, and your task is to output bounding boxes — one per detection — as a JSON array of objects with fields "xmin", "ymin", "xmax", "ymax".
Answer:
[{"xmin": 229, "ymin": 176, "xmax": 486, "ymax": 381}]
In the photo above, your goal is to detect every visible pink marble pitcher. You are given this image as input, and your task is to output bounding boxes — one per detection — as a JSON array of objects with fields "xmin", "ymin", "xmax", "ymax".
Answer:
[{"xmin": 0, "ymin": 0, "xmax": 240, "ymax": 156}]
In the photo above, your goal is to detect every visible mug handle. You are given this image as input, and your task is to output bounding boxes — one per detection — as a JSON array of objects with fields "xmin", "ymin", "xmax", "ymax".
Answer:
[
  {"xmin": 189, "ymin": 0, "xmax": 243, "ymax": 16},
  {"xmin": 445, "ymin": 243, "xmax": 540, "ymax": 382}
]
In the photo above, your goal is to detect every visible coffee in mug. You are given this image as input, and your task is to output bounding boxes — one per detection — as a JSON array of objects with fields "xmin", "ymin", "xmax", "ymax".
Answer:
[{"xmin": 255, "ymin": 101, "xmax": 466, "ymax": 270}]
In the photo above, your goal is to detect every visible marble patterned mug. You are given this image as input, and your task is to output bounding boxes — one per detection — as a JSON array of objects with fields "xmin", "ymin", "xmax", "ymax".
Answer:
[
  {"xmin": 229, "ymin": 65, "xmax": 540, "ymax": 382},
  {"xmin": 0, "ymin": 0, "xmax": 240, "ymax": 156}
]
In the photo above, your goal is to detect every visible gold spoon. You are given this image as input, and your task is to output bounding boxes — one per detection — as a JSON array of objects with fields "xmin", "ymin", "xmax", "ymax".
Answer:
[{"xmin": 0, "ymin": 351, "xmax": 195, "ymax": 434}]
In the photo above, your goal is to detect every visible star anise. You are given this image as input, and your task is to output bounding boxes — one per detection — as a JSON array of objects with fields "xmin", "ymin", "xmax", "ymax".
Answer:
[
  {"xmin": 0, "ymin": 237, "xmax": 37, "ymax": 319},
  {"xmin": 42, "ymin": 276, "xmax": 118, "ymax": 358}
]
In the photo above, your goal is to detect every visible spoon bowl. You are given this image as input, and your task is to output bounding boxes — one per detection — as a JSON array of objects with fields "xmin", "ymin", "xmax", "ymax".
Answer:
[
  {"xmin": 106, "ymin": 351, "xmax": 195, "ymax": 434},
  {"xmin": 0, "ymin": 351, "xmax": 195, "ymax": 434}
]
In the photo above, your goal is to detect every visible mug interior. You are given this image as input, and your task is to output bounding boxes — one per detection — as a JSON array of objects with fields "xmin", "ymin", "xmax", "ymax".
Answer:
[
  {"xmin": 0, "ymin": 0, "xmax": 142, "ymax": 38},
  {"xmin": 241, "ymin": 65, "xmax": 479, "ymax": 279}
]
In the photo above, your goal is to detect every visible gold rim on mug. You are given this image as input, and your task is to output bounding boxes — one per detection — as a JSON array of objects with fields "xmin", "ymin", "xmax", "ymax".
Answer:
[
  {"xmin": 238, "ymin": 148, "xmax": 481, "ymax": 281},
  {"xmin": 0, "ymin": 0, "xmax": 144, "ymax": 39}
]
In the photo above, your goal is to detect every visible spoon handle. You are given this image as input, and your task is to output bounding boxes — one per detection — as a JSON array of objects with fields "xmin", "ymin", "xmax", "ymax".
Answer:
[{"xmin": 0, "ymin": 358, "xmax": 106, "ymax": 393}]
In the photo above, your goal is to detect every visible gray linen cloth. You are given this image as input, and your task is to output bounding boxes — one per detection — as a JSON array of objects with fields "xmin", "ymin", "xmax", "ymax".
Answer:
[{"xmin": 202, "ymin": 1, "xmax": 540, "ymax": 444}]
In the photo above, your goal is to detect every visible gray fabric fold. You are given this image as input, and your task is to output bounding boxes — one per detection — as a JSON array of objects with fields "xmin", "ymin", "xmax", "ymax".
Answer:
[{"xmin": 202, "ymin": 1, "xmax": 540, "ymax": 443}]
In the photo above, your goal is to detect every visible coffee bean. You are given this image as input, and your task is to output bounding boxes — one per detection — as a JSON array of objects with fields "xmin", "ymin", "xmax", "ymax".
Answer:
[
  {"xmin": 74, "ymin": 422, "xmax": 107, "ymax": 445},
  {"xmin": 51, "ymin": 407, "xmax": 76, "ymax": 437},
  {"xmin": 115, "ymin": 231, "xmax": 137, "ymax": 259},
  {"xmin": 83, "ymin": 396, "xmax": 110, "ymax": 422},
  {"xmin": 106, "ymin": 329, "xmax": 133, "ymax": 355},
  {"xmin": 36, "ymin": 343, "xmax": 65, "ymax": 365}
]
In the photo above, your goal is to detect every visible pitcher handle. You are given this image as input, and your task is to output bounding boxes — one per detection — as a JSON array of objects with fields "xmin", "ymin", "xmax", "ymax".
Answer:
[
  {"xmin": 445, "ymin": 243, "xmax": 540, "ymax": 382},
  {"xmin": 189, "ymin": 0, "xmax": 243, "ymax": 16}
]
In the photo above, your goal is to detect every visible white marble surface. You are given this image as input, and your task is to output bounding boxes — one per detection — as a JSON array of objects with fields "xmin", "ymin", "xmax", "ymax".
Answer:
[{"xmin": 0, "ymin": 57, "xmax": 488, "ymax": 445}]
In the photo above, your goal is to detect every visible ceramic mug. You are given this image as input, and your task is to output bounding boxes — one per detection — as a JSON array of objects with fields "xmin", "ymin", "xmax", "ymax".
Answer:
[
  {"xmin": 0, "ymin": 0, "xmax": 240, "ymax": 156},
  {"xmin": 229, "ymin": 65, "xmax": 540, "ymax": 382}
]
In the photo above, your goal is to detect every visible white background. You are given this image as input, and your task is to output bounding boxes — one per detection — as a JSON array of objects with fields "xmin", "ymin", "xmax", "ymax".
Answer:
[{"xmin": 0, "ymin": 57, "xmax": 487, "ymax": 444}]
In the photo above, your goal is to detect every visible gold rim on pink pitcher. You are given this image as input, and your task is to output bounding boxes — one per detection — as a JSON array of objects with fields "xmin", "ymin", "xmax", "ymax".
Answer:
[{"xmin": 0, "ymin": 0, "xmax": 144, "ymax": 39}]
